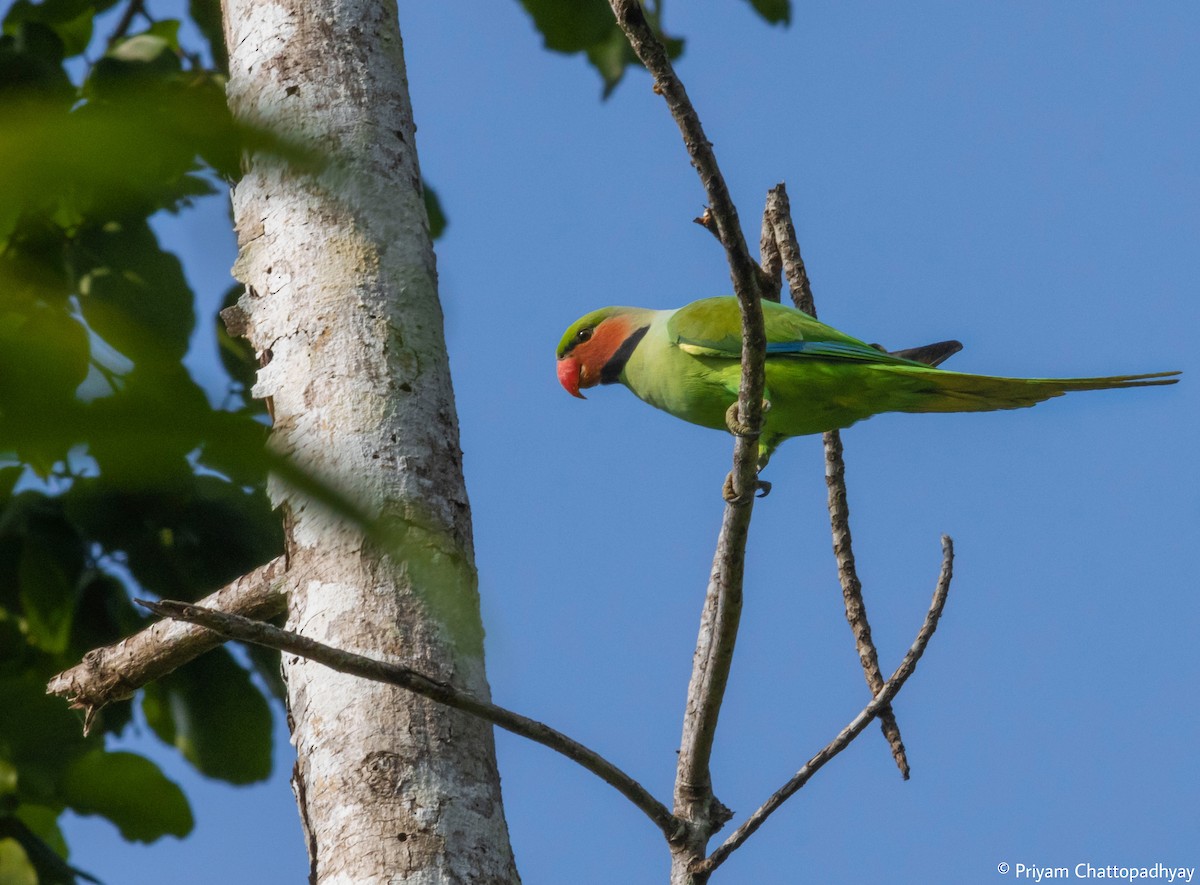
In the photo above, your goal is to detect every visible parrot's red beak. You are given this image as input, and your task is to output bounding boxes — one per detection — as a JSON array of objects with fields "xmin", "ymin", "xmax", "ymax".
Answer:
[{"xmin": 557, "ymin": 357, "xmax": 586, "ymax": 399}]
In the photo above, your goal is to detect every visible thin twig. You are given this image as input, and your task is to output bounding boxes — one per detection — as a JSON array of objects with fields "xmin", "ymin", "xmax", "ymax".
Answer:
[
  {"xmin": 46, "ymin": 556, "xmax": 290, "ymax": 734},
  {"xmin": 758, "ymin": 204, "xmax": 783, "ymax": 303},
  {"xmin": 607, "ymin": 0, "xmax": 768, "ymax": 844},
  {"xmin": 107, "ymin": 0, "xmax": 146, "ymax": 47},
  {"xmin": 823, "ymin": 429, "xmax": 909, "ymax": 777},
  {"xmin": 608, "ymin": 0, "xmax": 766, "ymax": 449},
  {"xmin": 137, "ymin": 598, "xmax": 684, "ymax": 842},
  {"xmin": 766, "ymin": 181, "xmax": 910, "ymax": 778},
  {"xmin": 763, "ymin": 185, "xmax": 813, "ymax": 315},
  {"xmin": 698, "ymin": 537, "xmax": 954, "ymax": 875}
]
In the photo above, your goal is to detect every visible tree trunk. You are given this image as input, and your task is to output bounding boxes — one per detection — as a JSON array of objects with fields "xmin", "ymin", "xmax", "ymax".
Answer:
[{"xmin": 219, "ymin": 0, "xmax": 520, "ymax": 880}]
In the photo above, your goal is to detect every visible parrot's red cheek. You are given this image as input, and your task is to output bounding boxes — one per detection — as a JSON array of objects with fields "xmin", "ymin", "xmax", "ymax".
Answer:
[{"xmin": 557, "ymin": 357, "xmax": 586, "ymax": 399}]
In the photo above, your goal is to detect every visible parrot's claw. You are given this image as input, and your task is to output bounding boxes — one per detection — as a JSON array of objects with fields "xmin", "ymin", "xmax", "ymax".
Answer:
[
  {"xmin": 724, "ymin": 399, "xmax": 771, "ymax": 438},
  {"xmin": 722, "ymin": 472, "xmax": 772, "ymax": 504}
]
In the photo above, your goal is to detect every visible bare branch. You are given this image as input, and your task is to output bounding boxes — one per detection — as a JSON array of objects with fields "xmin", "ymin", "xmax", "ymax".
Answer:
[
  {"xmin": 137, "ymin": 598, "xmax": 683, "ymax": 842},
  {"xmin": 766, "ymin": 180, "xmax": 910, "ymax": 778},
  {"xmin": 600, "ymin": 14, "xmax": 805, "ymax": 875},
  {"xmin": 698, "ymin": 537, "xmax": 955, "ymax": 875},
  {"xmin": 46, "ymin": 556, "xmax": 290, "ymax": 734},
  {"xmin": 674, "ymin": 508, "xmax": 745, "ymax": 831},
  {"xmin": 758, "ymin": 203, "xmax": 783, "ymax": 303},
  {"xmin": 606, "ymin": 1, "xmax": 770, "ymax": 847},
  {"xmin": 823, "ymin": 428, "xmax": 910, "ymax": 777},
  {"xmin": 762, "ymin": 184, "xmax": 814, "ymax": 316}
]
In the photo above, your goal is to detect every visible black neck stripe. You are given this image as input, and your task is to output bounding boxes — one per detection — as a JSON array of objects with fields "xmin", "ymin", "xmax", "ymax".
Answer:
[{"xmin": 600, "ymin": 325, "xmax": 650, "ymax": 384}]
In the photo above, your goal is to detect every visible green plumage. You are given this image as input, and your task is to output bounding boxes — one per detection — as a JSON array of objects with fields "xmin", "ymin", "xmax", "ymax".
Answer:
[{"xmin": 558, "ymin": 296, "xmax": 1179, "ymax": 467}]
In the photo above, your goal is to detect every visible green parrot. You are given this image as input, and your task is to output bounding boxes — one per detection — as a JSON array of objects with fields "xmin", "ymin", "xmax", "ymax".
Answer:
[{"xmin": 556, "ymin": 296, "xmax": 1179, "ymax": 469}]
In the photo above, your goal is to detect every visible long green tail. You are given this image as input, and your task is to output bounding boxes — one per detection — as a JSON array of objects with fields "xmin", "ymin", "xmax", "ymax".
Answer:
[{"xmin": 890, "ymin": 368, "xmax": 1181, "ymax": 414}]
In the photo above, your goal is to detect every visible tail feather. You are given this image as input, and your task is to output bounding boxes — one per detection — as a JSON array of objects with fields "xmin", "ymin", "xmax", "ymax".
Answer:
[
  {"xmin": 892, "ymin": 369, "xmax": 1181, "ymax": 414},
  {"xmin": 889, "ymin": 339, "xmax": 964, "ymax": 367}
]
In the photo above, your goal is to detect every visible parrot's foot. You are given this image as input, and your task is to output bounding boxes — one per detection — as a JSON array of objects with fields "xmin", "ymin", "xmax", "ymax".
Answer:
[
  {"xmin": 722, "ymin": 472, "xmax": 772, "ymax": 504},
  {"xmin": 724, "ymin": 399, "xmax": 771, "ymax": 438}
]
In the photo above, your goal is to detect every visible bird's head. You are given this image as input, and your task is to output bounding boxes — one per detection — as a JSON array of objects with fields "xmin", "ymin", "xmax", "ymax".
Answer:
[{"xmin": 556, "ymin": 307, "xmax": 649, "ymax": 399}]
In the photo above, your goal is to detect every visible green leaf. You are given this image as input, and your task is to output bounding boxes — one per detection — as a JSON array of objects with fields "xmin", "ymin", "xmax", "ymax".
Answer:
[
  {"xmin": 10, "ymin": 806, "xmax": 95, "ymax": 885},
  {"xmin": 75, "ymin": 219, "xmax": 195, "ymax": 363},
  {"xmin": 0, "ymin": 673, "xmax": 91, "ymax": 802},
  {"xmin": 86, "ymin": 30, "xmax": 182, "ymax": 99},
  {"xmin": 18, "ymin": 539, "xmax": 80, "ymax": 654},
  {"xmin": 0, "ymin": 812, "xmax": 94, "ymax": 885},
  {"xmin": 0, "ymin": 24, "xmax": 75, "ymax": 103},
  {"xmin": 0, "ymin": 619, "xmax": 27, "ymax": 673},
  {"xmin": 108, "ymin": 32, "xmax": 174, "ymax": 66},
  {"xmin": 0, "ymin": 760, "xmax": 17, "ymax": 797},
  {"xmin": 520, "ymin": 0, "xmax": 615, "ymax": 53},
  {"xmin": 518, "ymin": 0, "xmax": 686, "ymax": 96},
  {"xmin": 0, "ymin": 313, "xmax": 87, "ymax": 468},
  {"xmin": 79, "ymin": 374, "xmax": 216, "ymax": 496},
  {"xmin": 0, "ymin": 838, "xmax": 37, "ymax": 885},
  {"xmin": 742, "ymin": 0, "xmax": 791, "ymax": 25},
  {"xmin": 62, "ymin": 467, "xmax": 280, "ymax": 600},
  {"xmin": 145, "ymin": 648, "xmax": 273, "ymax": 784},
  {"xmin": 585, "ymin": 26, "xmax": 633, "ymax": 97},
  {"xmin": 0, "ymin": 467, "xmax": 22, "ymax": 501},
  {"xmin": 58, "ymin": 750, "xmax": 192, "ymax": 842},
  {"xmin": 14, "ymin": 804, "xmax": 66, "ymax": 859},
  {"xmin": 2, "ymin": 0, "xmax": 96, "ymax": 58},
  {"xmin": 422, "ymin": 180, "xmax": 447, "ymax": 240},
  {"xmin": 0, "ymin": 303, "xmax": 90, "ymax": 419},
  {"xmin": 142, "ymin": 19, "xmax": 182, "ymax": 53},
  {"xmin": 7, "ymin": 498, "xmax": 86, "ymax": 654},
  {"xmin": 139, "ymin": 682, "xmax": 175, "ymax": 745}
]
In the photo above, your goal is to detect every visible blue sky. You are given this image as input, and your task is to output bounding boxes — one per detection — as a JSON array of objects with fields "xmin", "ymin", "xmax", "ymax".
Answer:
[{"xmin": 58, "ymin": 2, "xmax": 1197, "ymax": 883}]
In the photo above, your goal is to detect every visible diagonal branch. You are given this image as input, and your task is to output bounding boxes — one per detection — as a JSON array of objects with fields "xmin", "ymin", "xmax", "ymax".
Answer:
[
  {"xmin": 761, "ymin": 185, "xmax": 814, "ymax": 315},
  {"xmin": 137, "ymin": 597, "xmax": 683, "ymax": 842},
  {"xmin": 758, "ymin": 209, "xmax": 782, "ymax": 302},
  {"xmin": 607, "ymin": 0, "xmax": 769, "ymax": 842},
  {"xmin": 764, "ymin": 181, "xmax": 910, "ymax": 778},
  {"xmin": 46, "ymin": 556, "xmax": 290, "ymax": 734},
  {"xmin": 823, "ymin": 429, "xmax": 910, "ymax": 777},
  {"xmin": 698, "ymin": 537, "xmax": 954, "ymax": 875}
]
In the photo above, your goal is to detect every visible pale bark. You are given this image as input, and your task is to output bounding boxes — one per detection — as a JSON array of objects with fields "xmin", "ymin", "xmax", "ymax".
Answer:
[
  {"xmin": 218, "ymin": 0, "xmax": 519, "ymax": 881},
  {"xmin": 47, "ymin": 556, "xmax": 288, "ymax": 732}
]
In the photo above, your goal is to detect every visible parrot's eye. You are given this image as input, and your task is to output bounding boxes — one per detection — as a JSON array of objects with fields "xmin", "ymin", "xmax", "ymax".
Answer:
[{"xmin": 576, "ymin": 328, "xmax": 594, "ymax": 343}]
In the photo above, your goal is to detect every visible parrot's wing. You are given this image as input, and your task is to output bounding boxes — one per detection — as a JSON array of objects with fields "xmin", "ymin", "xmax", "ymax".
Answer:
[{"xmin": 668, "ymin": 297, "xmax": 930, "ymax": 366}]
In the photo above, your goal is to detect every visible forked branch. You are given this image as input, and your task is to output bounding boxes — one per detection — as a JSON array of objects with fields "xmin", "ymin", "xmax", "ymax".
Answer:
[
  {"xmin": 699, "ymin": 537, "xmax": 954, "ymax": 875},
  {"xmin": 136, "ymin": 598, "xmax": 683, "ymax": 842},
  {"xmin": 759, "ymin": 185, "xmax": 814, "ymax": 314},
  {"xmin": 761, "ymin": 181, "xmax": 911, "ymax": 777},
  {"xmin": 607, "ymin": 4, "xmax": 955, "ymax": 876}
]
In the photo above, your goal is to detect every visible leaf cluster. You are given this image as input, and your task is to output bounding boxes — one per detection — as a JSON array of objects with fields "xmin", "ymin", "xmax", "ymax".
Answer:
[
  {"xmin": 0, "ymin": 1, "xmax": 284, "ymax": 881},
  {"xmin": 519, "ymin": 0, "xmax": 789, "ymax": 96}
]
